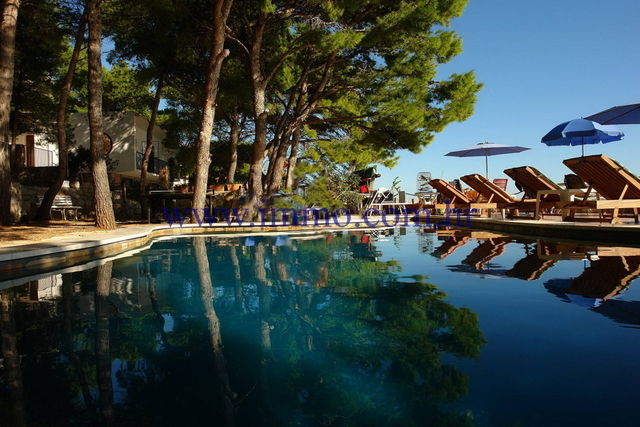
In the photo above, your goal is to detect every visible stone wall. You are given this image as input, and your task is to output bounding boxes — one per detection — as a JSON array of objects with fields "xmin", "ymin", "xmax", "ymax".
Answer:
[{"xmin": 14, "ymin": 182, "xmax": 141, "ymax": 222}]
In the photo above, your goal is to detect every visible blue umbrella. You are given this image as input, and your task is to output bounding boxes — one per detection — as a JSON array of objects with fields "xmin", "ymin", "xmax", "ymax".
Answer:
[
  {"xmin": 541, "ymin": 118, "xmax": 624, "ymax": 157},
  {"xmin": 585, "ymin": 103, "xmax": 640, "ymax": 125}
]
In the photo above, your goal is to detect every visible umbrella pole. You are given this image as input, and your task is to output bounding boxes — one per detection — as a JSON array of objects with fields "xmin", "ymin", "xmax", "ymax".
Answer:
[{"xmin": 485, "ymin": 154, "xmax": 489, "ymax": 177}]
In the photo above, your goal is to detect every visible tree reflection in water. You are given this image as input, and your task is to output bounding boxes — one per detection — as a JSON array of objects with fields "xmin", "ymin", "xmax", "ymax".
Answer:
[
  {"xmin": 0, "ymin": 288, "xmax": 27, "ymax": 426},
  {"xmin": 95, "ymin": 261, "xmax": 115, "ymax": 427},
  {"xmin": 0, "ymin": 231, "xmax": 485, "ymax": 426}
]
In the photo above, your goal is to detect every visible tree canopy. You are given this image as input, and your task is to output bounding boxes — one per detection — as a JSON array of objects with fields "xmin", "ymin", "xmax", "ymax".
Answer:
[{"xmin": 2, "ymin": 0, "xmax": 482, "ymax": 223}]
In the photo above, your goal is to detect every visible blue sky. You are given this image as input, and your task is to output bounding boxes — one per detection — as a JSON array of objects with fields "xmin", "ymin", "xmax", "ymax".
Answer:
[{"xmin": 375, "ymin": 0, "xmax": 640, "ymax": 195}]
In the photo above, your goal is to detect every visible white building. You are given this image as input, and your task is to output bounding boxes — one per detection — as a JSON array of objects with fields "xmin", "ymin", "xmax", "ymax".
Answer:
[
  {"xmin": 14, "ymin": 133, "xmax": 59, "ymax": 167},
  {"xmin": 70, "ymin": 111, "xmax": 170, "ymax": 182},
  {"xmin": 13, "ymin": 112, "xmax": 171, "ymax": 183}
]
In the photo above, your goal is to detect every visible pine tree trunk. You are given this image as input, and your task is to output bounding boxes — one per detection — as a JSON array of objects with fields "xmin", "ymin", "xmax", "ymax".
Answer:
[
  {"xmin": 226, "ymin": 108, "xmax": 240, "ymax": 184},
  {"xmin": 248, "ymin": 102, "xmax": 267, "ymax": 204},
  {"xmin": 87, "ymin": 0, "xmax": 116, "ymax": 230},
  {"xmin": 36, "ymin": 8, "xmax": 87, "ymax": 221},
  {"xmin": 285, "ymin": 128, "xmax": 300, "ymax": 190},
  {"xmin": 191, "ymin": 0, "xmax": 233, "ymax": 218},
  {"xmin": 245, "ymin": 17, "xmax": 268, "ymax": 211},
  {"xmin": 140, "ymin": 69, "xmax": 167, "ymax": 220},
  {"xmin": 266, "ymin": 136, "xmax": 290, "ymax": 196},
  {"xmin": 0, "ymin": 0, "xmax": 20, "ymax": 226}
]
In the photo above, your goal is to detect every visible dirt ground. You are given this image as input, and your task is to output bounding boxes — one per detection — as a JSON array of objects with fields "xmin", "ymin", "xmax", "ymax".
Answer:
[{"xmin": 0, "ymin": 220, "xmax": 147, "ymax": 247}]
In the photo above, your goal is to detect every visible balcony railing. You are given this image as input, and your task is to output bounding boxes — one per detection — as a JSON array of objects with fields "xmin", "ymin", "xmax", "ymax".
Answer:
[
  {"xmin": 34, "ymin": 147, "xmax": 57, "ymax": 167},
  {"xmin": 136, "ymin": 151, "xmax": 168, "ymax": 174}
]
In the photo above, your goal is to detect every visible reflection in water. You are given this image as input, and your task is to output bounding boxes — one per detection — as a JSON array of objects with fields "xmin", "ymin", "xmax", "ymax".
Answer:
[
  {"xmin": 0, "ymin": 232, "xmax": 485, "ymax": 426},
  {"xmin": 566, "ymin": 256, "xmax": 640, "ymax": 299},
  {"xmin": 194, "ymin": 238, "xmax": 235, "ymax": 426},
  {"xmin": 0, "ymin": 289, "xmax": 27, "ymax": 426},
  {"xmin": 430, "ymin": 230, "xmax": 470, "ymax": 260},
  {"xmin": 439, "ymin": 232, "xmax": 640, "ymax": 327},
  {"xmin": 505, "ymin": 247, "xmax": 555, "ymax": 281},
  {"xmin": 544, "ymin": 252, "xmax": 640, "ymax": 327},
  {"xmin": 462, "ymin": 237, "xmax": 512, "ymax": 271},
  {"xmin": 5, "ymin": 229, "xmax": 640, "ymax": 425},
  {"xmin": 446, "ymin": 234, "xmax": 513, "ymax": 278},
  {"xmin": 95, "ymin": 262, "xmax": 115, "ymax": 427},
  {"xmin": 63, "ymin": 272, "xmax": 93, "ymax": 410}
]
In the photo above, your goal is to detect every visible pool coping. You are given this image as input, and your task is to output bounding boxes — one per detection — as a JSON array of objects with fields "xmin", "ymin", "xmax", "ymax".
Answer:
[
  {"xmin": 2, "ymin": 215, "xmax": 640, "ymax": 278},
  {"xmin": 0, "ymin": 221, "xmax": 374, "ymax": 276}
]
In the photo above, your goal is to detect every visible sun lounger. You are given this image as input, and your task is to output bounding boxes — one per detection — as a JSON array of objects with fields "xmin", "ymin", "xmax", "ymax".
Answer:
[
  {"xmin": 503, "ymin": 166, "xmax": 562, "ymax": 201},
  {"xmin": 503, "ymin": 166, "xmax": 571, "ymax": 219},
  {"xmin": 428, "ymin": 178, "xmax": 496, "ymax": 217},
  {"xmin": 460, "ymin": 173, "xmax": 556, "ymax": 217},
  {"xmin": 562, "ymin": 154, "xmax": 640, "ymax": 224}
]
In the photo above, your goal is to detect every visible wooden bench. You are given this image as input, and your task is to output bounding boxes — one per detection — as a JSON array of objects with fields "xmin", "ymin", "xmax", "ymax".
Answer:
[{"xmin": 37, "ymin": 195, "xmax": 82, "ymax": 220}]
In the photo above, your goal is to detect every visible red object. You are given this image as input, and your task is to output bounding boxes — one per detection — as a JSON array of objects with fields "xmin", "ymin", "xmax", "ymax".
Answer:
[
  {"xmin": 360, "ymin": 184, "xmax": 369, "ymax": 193},
  {"xmin": 493, "ymin": 179, "xmax": 508, "ymax": 191}
]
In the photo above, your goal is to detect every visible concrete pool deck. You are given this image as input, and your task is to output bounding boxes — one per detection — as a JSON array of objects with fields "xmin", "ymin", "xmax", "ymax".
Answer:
[{"xmin": 1, "ymin": 215, "xmax": 640, "ymax": 278}]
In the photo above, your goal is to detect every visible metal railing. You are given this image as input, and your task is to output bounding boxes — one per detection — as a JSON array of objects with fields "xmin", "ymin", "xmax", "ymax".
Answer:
[
  {"xmin": 34, "ymin": 147, "xmax": 57, "ymax": 167},
  {"xmin": 136, "ymin": 151, "xmax": 168, "ymax": 174}
]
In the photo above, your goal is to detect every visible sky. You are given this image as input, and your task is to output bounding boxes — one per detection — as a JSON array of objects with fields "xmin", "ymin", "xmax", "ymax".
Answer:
[{"xmin": 374, "ymin": 0, "xmax": 640, "ymax": 195}]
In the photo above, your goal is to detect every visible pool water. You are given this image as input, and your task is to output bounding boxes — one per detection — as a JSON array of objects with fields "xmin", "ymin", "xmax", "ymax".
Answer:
[{"xmin": 1, "ymin": 227, "xmax": 640, "ymax": 426}]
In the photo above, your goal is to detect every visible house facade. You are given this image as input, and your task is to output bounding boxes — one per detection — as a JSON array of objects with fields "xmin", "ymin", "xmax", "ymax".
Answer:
[
  {"xmin": 13, "ymin": 133, "xmax": 59, "ymax": 167},
  {"xmin": 70, "ymin": 111, "xmax": 170, "ymax": 182}
]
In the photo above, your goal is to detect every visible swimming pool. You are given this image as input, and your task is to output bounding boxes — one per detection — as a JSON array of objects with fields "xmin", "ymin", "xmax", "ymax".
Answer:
[{"xmin": 1, "ymin": 227, "xmax": 639, "ymax": 426}]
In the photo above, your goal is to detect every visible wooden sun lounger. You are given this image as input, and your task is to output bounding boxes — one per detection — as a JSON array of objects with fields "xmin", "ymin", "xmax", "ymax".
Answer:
[
  {"xmin": 562, "ymin": 154, "xmax": 640, "ymax": 224},
  {"xmin": 503, "ymin": 166, "xmax": 576, "ymax": 220},
  {"xmin": 503, "ymin": 166, "xmax": 562, "ymax": 201},
  {"xmin": 460, "ymin": 173, "xmax": 556, "ymax": 217},
  {"xmin": 428, "ymin": 179, "xmax": 496, "ymax": 217}
]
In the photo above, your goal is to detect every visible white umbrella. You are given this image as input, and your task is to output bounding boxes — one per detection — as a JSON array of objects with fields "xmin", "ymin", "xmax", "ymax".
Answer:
[{"xmin": 445, "ymin": 142, "xmax": 531, "ymax": 177}]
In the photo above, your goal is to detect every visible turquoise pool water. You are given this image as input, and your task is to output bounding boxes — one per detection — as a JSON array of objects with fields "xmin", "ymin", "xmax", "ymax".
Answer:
[{"xmin": 1, "ymin": 227, "xmax": 640, "ymax": 426}]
